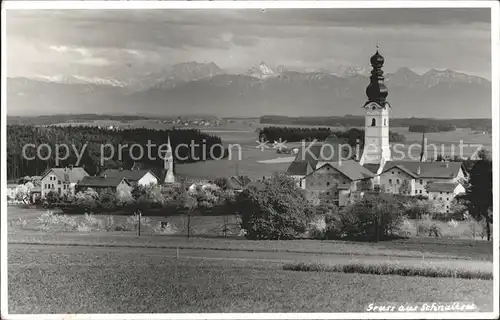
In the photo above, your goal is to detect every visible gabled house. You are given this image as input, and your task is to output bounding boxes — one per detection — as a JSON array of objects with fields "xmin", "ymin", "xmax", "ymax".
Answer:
[
  {"xmin": 76, "ymin": 176, "xmax": 132, "ymax": 194},
  {"xmin": 425, "ymin": 182, "xmax": 466, "ymax": 214},
  {"xmin": 99, "ymin": 169, "xmax": 159, "ymax": 187},
  {"xmin": 302, "ymin": 160, "xmax": 374, "ymax": 206},
  {"xmin": 40, "ymin": 166, "xmax": 89, "ymax": 198},
  {"xmin": 378, "ymin": 161, "xmax": 466, "ymax": 197}
]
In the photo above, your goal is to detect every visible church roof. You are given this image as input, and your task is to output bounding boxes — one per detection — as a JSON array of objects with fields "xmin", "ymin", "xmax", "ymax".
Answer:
[{"xmin": 381, "ymin": 161, "xmax": 463, "ymax": 179}]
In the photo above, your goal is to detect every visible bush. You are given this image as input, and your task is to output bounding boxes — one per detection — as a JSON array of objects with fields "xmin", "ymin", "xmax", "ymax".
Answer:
[
  {"xmin": 308, "ymin": 215, "xmax": 328, "ymax": 240},
  {"xmin": 237, "ymin": 173, "xmax": 314, "ymax": 240},
  {"xmin": 126, "ymin": 212, "xmax": 152, "ymax": 230},
  {"xmin": 324, "ymin": 194, "xmax": 404, "ymax": 241},
  {"xmin": 283, "ymin": 262, "xmax": 492, "ymax": 280},
  {"xmin": 416, "ymin": 214, "xmax": 443, "ymax": 237},
  {"xmin": 152, "ymin": 221, "xmax": 178, "ymax": 235}
]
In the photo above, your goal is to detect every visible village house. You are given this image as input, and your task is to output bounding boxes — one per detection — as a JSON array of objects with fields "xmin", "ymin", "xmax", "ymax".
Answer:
[
  {"xmin": 302, "ymin": 161, "xmax": 374, "ymax": 206},
  {"xmin": 99, "ymin": 168, "xmax": 159, "ymax": 187},
  {"xmin": 76, "ymin": 176, "xmax": 132, "ymax": 194},
  {"xmin": 425, "ymin": 182, "xmax": 466, "ymax": 214},
  {"xmin": 40, "ymin": 166, "xmax": 89, "ymax": 198}
]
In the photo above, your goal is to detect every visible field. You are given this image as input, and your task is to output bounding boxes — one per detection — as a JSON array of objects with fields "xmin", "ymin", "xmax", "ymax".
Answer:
[
  {"xmin": 7, "ymin": 206, "xmax": 494, "ymax": 313},
  {"xmin": 8, "ymin": 245, "xmax": 494, "ymax": 313}
]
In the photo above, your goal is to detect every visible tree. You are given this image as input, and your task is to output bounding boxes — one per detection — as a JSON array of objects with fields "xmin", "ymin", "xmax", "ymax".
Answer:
[
  {"xmin": 459, "ymin": 151, "xmax": 493, "ymax": 240},
  {"xmin": 237, "ymin": 173, "xmax": 313, "ymax": 240},
  {"xmin": 74, "ymin": 188, "xmax": 99, "ymax": 210},
  {"xmin": 99, "ymin": 189, "xmax": 118, "ymax": 211},
  {"xmin": 45, "ymin": 191, "xmax": 60, "ymax": 205}
]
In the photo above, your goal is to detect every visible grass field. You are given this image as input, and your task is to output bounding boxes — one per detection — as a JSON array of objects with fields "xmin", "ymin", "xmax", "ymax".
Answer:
[{"xmin": 8, "ymin": 245, "xmax": 494, "ymax": 313}]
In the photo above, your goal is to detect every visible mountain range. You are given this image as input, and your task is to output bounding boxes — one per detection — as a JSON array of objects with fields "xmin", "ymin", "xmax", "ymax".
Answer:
[{"xmin": 7, "ymin": 61, "xmax": 492, "ymax": 118}]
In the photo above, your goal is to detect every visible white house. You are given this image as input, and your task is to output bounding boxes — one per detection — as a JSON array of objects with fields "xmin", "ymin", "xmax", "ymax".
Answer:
[
  {"xmin": 40, "ymin": 167, "xmax": 89, "ymax": 198},
  {"xmin": 99, "ymin": 169, "xmax": 159, "ymax": 186}
]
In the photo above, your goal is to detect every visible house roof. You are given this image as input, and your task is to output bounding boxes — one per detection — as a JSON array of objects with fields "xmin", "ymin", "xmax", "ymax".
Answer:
[
  {"xmin": 425, "ymin": 182, "xmax": 460, "ymax": 193},
  {"xmin": 362, "ymin": 163, "xmax": 380, "ymax": 174},
  {"xmin": 100, "ymin": 169, "xmax": 159, "ymax": 182},
  {"xmin": 227, "ymin": 176, "xmax": 252, "ymax": 190},
  {"xmin": 41, "ymin": 167, "xmax": 89, "ymax": 183},
  {"xmin": 381, "ymin": 164, "xmax": 418, "ymax": 178},
  {"xmin": 286, "ymin": 138, "xmax": 353, "ymax": 176},
  {"xmin": 77, "ymin": 176, "xmax": 130, "ymax": 188},
  {"xmin": 381, "ymin": 161, "xmax": 463, "ymax": 179},
  {"xmin": 287, "ymin": 161, "xmax": 313, "ymax": 176},
  {"xmin": 308, "ymin": 160, "xmax": 374, "ymax": 181}
]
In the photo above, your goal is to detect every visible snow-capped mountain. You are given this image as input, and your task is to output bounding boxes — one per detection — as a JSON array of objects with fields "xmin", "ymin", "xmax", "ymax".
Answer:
[
  {"xmin": 420, "ymin": 69, "xmax": 490, "ymax": 87},
  {"xmin": 7, "ymin": 63, "xmax": 492, "ymax": 118},
  {"xmin": 246, "ymin": 62, "xmax": 276, "ymax": 79},
  {"xmin": 331, "ymin": 65, "xmax": 370, "ymax": 78}
]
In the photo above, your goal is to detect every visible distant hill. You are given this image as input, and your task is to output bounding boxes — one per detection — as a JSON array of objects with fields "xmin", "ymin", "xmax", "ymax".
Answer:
[
  {"xmin": 7, "ymin": 62, "xmax": 492, "ymax": 118},
  {"xmin": 260, "ymin": 115, "xmax": 492, "ymax": 129}
]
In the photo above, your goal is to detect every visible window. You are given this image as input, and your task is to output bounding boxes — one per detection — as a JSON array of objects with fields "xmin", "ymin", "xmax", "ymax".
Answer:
[
  {"xmin": 396, "ymin": 179, "xmax": 400, "ymax": 184},
  {"xmin": 371, "ymin": 118, "xmax": 376, "ymax": 126},
  {"xmin": 446, "ymin": 198, "xmax": 449, "ymax": 201},
  {"xmin": 439, "ymin": 197, "xmax": 442, "ymax": 200},
  {"xmin": 420, "ymin": 179, "xmax": 423, "ymax": 184},
  {"xmin": 326, "ymin": 192, "xmax": 330, "ymax": 196},
  {"xmin": 419, "ymin": 190, "xmax": 422, "ymax": 194},
  {"xmin": 58, "ymin": 180, "xmax": 61, "ymax": 185},
  {"xmin": 389, "ymin": 179, "xmax": 392, "ymax": 184},
  {"xmin": 398, "ymin": 171, "xmax": 401, "ymax": 174},
  {"xmin": 392, "ymin": 171, "xmax": 394, "ymax": 174},
  {"xmin": 326, "ymin": 182, "xmax": 330, "ymax": 186},
  {"xmin": 384, "ymin": 119, "xmax": 387, "ymax": 126}
]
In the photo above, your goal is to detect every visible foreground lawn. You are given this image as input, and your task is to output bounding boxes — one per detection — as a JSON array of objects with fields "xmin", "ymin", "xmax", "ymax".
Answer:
[{"xmin": 9, "ymin": 245, "xmax": 493, "ymax": 313}]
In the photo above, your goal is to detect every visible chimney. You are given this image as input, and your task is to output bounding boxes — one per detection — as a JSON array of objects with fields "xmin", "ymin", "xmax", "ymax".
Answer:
[{"xmin": 417, "ymin": 166, "xmax": 421, "ymax": 175}]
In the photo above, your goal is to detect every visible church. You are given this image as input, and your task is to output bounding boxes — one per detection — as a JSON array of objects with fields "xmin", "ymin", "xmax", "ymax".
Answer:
[{"xmin": 286, "ymin": 49, "xmax": 467, "ymax": 213}]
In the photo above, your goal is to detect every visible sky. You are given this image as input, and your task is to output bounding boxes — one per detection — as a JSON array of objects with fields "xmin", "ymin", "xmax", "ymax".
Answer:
[{"xmin": 6, "ymin": 8, "xmax": 492, "ymax": 81}]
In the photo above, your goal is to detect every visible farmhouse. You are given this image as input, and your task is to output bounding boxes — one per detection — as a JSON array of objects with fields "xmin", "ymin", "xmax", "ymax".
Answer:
[
  {"xmin": 286, "ymin": 48, "xmax": 467, "ymax": 207},
  {"xmin": 40, "ymin": 166, "xmax": 89, "ymax": 198},
  {"xmin": 99, "ymin": 168, "xmax": 160, "ymax": 186},
  {"xmin": 76, "ymin": 176, "xmax": 132, "ymax": 194}
]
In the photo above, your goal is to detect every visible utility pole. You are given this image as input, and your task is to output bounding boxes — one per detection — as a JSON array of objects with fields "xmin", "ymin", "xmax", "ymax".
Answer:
[{"xmin": 137, "ymin": 209, "xmax": 141, "ymax": 237}]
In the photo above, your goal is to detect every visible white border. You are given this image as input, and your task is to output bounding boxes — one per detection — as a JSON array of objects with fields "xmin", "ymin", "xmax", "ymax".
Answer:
[{"xmin": 1, "ymin": 1, "xmax": 499, "ymax": 320}]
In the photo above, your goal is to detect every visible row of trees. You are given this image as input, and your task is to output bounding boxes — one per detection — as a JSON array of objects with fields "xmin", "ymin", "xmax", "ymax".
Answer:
[
  {"xmin": 408, "ymin": 124, "xmax": 457, "ymax": 133},
  {"xmin": 258, "ymin": 127, "xmax": 406, "ymax": 145},
  {"xmin": 7, "ymin": 125, "xmax": 225, "ymax": 180},
  {"xmin": 260, "ymin": 115, "xmax": 490, "ymax": 131}
]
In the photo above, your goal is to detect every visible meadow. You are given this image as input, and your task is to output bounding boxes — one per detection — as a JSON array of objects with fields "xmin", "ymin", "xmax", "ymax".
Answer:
[{"xmin": 9, "ymin": 245, "xmax": 493, "ymax": 313}]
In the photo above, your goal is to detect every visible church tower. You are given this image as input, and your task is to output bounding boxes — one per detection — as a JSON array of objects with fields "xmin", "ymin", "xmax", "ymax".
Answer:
[
  {"xmin": 163, "ymin": 135, "xmax": 175, "ymax": 184},
  {"xmin": 359, "ymin": 48, "xmax": 391, "ymax": 170}
]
